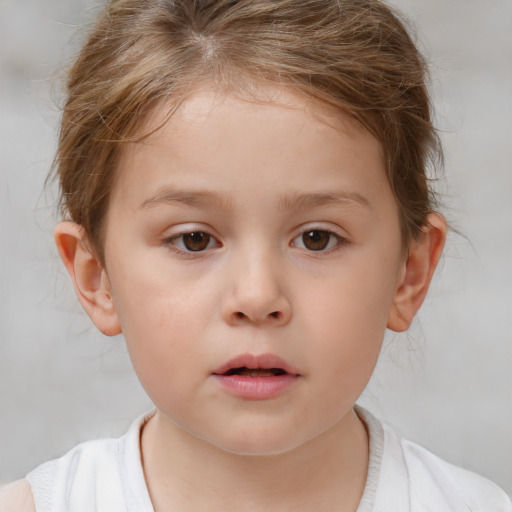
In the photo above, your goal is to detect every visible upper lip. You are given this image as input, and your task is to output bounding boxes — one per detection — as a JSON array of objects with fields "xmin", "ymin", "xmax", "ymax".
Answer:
[{"xmin": 213, "ymin": 353, "xmax": 300, "ymax": 376}]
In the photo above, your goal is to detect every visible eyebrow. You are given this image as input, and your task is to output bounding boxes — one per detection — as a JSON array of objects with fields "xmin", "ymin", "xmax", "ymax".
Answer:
[
  {"xmin": 138, "ymin": 187, "xmax": 370, "ymax": 212},
  {"xmin": 138, "ymin": 188, "xmax": 233, "ymax": 210},
  {"xmin": 278, "ymin": 191, "xmax": 371, "ymax": 211}
]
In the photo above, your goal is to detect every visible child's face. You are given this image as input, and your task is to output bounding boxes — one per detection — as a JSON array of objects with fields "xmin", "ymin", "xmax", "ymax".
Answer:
[{"xmin": 102, "ymin": 88, "xmax": 406, "ymax": 455}]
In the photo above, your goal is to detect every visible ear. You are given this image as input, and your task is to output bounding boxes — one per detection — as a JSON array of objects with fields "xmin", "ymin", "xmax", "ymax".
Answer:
[
  {"xmin": 387, "ymin": 213, "xmax": 447, "ymax": 332},
  {"xmin": 54, "ymin": 221, "xmax": 122, "ymax": 336}
]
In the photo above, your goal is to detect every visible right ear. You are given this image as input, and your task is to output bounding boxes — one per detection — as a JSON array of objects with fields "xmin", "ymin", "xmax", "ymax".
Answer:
[{"xmin": 54, "ymin": 222, "xmax": 122, "ymax": 336}]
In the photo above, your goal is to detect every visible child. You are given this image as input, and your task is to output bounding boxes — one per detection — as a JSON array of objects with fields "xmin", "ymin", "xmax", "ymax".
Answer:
[{"xmin": 1, "ymin": 0, "xmax": 510, "ymax": 510}]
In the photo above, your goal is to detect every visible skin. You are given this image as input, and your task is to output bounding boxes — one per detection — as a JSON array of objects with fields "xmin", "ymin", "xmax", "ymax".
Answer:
[
  {"xmin": 15, "ymin": 88, "xmax": 444, "ymax": 512},
  {"xmin": 0, "ymin": 480, "xmax": 34, "ymax": 512}
]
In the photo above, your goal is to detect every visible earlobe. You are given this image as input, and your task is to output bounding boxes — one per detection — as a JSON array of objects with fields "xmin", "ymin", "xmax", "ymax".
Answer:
[
  {"xmin": 387, "ymin": 213, "xmax": 447, "ymax": 332},
  {"xmin": 54, "ymin": 221, "xmax": 122, "ymax": 336}
]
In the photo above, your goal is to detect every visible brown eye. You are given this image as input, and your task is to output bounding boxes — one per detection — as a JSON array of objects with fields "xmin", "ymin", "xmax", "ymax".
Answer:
[
  {"xmin": 181, "ymin": 232, "xmax": 213, "ymax": 252},
  {"xmin": 302, "ymin": 230, "xmax": 332, "ymax": 251}
]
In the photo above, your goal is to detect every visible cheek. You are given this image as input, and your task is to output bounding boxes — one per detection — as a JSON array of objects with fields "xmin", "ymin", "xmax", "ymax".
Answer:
[
  {"xmin": 108, "ymin": 246, "xmax": 212, "ymax": 334},
  {"xmin": 298, "ymin": 250, "xmax": 401, "ymax": 384},
  {"xmin": 107, "ymin": 263, "xmax": 214, "ymax": 388},
  {"xmin": 303, "ymin": 257, "xmax": 398, "ymax": 338},
  {"xmin": 306, "ymin": 291, "xmax": 383, "ymax": 388}
]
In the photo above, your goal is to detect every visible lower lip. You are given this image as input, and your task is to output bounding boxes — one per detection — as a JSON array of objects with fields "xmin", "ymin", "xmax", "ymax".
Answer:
[{"xmin": 213, "ymin": 374, "xmax": 299, "ymax": 400}]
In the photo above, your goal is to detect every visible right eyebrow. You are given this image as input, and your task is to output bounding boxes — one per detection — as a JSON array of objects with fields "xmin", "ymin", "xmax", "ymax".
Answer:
[
  {"xmin": 279, "ymin": 190, "xmax": 371, "ymax": 212},
  {"xmin": 137, "ymin": 187, "xmax": 233, "ymax": 211}
]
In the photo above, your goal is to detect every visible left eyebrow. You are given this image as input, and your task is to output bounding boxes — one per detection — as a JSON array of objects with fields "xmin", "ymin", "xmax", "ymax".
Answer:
[
  {"xmin": 138, "ymin": 187, "xmax": 233, "ymax": 210},
  {"xmin": 279, "ymin": 191, "xmax": 371, "ymax": 211}
]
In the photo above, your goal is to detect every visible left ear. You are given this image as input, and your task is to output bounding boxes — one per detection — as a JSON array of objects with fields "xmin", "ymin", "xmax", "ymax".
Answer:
[
  {"xmin": 54, "ymin": 221, "xmax": 122, "ymax": 337},
  {"xmin": 387, "ymin": 213, "xmax": 447, "ymax": 332}
]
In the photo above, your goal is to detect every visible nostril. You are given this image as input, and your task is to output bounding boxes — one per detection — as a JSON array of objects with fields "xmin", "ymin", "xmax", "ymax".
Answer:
[{"xmin": 231, "ymin": 310, "xmax": 285, "ymax": 323}]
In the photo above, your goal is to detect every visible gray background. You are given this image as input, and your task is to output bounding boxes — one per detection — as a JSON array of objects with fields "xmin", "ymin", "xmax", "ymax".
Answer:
[{"xmin": 1, "ymin": 0, "xmax": 511, "ymax": 495}]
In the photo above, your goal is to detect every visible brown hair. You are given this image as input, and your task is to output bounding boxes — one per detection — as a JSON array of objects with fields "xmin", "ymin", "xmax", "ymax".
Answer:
[{"xmin": 54, "ymin": 0, "xmax": 441, "ymax": 262}]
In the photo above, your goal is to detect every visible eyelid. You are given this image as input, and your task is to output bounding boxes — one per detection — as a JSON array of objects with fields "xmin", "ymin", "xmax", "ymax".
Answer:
[
  {"xmin": 161, "ymin": 224, "xmax": 222, "ymax": 254},
  {"xmin": 290, "ymin": 224, "xmax": 350, "ymax": 252}
]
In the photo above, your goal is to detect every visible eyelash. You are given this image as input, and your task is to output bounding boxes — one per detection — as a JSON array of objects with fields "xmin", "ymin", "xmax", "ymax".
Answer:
[
  {"xmin": 290, "ymin": 229, "xmax": 348, "ymax": 253},
  {"xmin": 162, "ymin": 231, "xmax": 221, "ymax": 255},
  {"xmin": 162, "ymin": 228, "xmax": 349, "ymax": 255}
]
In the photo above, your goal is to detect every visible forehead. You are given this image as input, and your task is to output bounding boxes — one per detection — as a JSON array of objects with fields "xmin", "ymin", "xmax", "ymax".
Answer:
[
  {"xmin": 111, "ymin": 87, "xmax": 389, "ymax": 213},
  {"xmin": 145, "ymin": 86, "xmax": 367, "ymax": 145}
]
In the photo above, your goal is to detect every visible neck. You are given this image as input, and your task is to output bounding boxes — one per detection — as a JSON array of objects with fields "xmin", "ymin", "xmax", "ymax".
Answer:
[{"xmin": 141, "ymin": 408, "xmax": 369, "ymax": 512}]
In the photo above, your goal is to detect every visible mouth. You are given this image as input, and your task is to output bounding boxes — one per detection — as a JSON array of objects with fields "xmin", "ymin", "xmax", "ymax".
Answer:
[
  {"xmin": 212, "ymin": 354, "xmax": 300, "ymax": 399},
  {"xmin": 212, "ymin": 353, "xmax": 300, "ymax": 377},
  {"xmin": 222, "ymin": 367, "xmax": 289, "ymax": 377}
]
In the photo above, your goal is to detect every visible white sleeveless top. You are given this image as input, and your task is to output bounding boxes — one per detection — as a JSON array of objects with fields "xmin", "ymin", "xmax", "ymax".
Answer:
[{"xmin": 26, "ymin": 407, "xmax": 511, "ymax": 512}]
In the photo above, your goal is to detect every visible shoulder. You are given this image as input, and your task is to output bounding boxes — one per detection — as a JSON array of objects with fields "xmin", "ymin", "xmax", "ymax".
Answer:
[
  {"xmin": 0, "ymin": 479, "xmax": 36, "ymax": 512},
  {"xmin": 399, "ymin": 438, "xmax": 511, "ymax": 511},
  {"xmin": 356, "ymin": 406, "xmax": 511, "ymax": 512},
  {"xmin": 25, "ymin": 436, "xmax": 124, "ymax": 512},
  {"xmin": 384, "ymin": 423, "xmax": 512, "ymax": 511},
  {"xmin": 24, "ymin": 412, "xmax": 154, "ymax": 512}
]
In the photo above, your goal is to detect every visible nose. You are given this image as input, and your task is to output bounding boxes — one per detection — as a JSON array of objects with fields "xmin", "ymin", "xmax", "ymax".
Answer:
[{"xmin": 221, "ymin": 249, "xmax": 292, "ymax": 327}]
